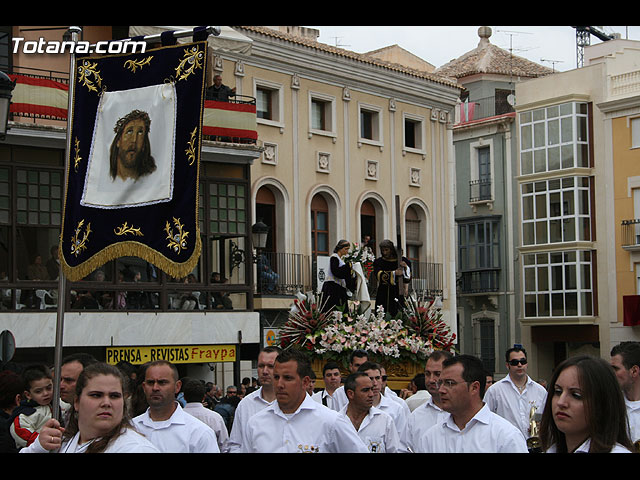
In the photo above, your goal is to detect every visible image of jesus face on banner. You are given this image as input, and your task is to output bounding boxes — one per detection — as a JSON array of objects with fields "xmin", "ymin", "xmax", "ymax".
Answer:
[
  {"xmin": 81, "ymin": 83, "xmax": 176, "ymax": 209},
  {"xmin": 110, "ymin": 109, "xmax": 156, "ymax": 182}
]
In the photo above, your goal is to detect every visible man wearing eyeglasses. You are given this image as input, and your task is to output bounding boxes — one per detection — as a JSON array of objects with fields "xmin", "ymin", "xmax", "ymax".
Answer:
[
  {"xmin": 483, "ymin": 346, "xmax": 547, "ymax": 439},
  {"xmin": 415, "ymin": 355, "xmax": 528, "ymax": 453}
]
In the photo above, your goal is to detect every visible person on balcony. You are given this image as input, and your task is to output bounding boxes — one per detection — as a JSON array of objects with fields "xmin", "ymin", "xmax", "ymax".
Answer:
[
  {"xmin": 321, "ymin": 240, "xmax": 356, "ymax": 313},
  {"xmin": 207, "ymin": 74, "xmax": 236, "ymax": 102}
]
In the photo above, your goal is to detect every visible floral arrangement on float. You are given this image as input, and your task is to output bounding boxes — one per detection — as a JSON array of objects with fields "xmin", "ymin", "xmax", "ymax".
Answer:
[
  {"xmin": 278, "ymin": 291, "xmax": 456, "ymax": 367},
  {"xmin": 342, "ymin": 242, "xmax": 375, "ymax": 280}
]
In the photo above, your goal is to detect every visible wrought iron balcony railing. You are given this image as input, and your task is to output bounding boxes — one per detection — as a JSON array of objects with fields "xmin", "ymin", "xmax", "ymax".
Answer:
[
  {"xmin": 458, "ymin": 269, "xmax": 500, "ymax": 294},
  {"xmin": 469, "ymin": 178, "xmax": 492, "ymax": 203}
]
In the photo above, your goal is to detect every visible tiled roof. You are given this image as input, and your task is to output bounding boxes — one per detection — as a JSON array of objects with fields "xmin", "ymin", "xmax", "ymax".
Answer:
[
  {"xmin": 435, "ymin": 27, "xmax": 554, "ymax": 80},
  {"xmin": 233, "ymin": 26, "xmax": 461, "ymax": 89}
]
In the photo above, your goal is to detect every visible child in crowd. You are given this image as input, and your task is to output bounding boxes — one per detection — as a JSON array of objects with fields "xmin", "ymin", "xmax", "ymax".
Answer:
[{"xmin": 9, "ymin": 364, "xmax": 54, "ymax": 449}]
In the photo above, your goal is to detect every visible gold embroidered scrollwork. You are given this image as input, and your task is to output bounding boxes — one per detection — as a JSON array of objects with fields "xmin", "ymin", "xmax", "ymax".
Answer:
[
  {"xmin": 185, "ymin": 127, "xmax": 198, "ymax": 166},
  {"xmin": 124, "ymin": 56, "xmax": 153, "ymax": 73},
  {"xmin": 70, "ymin": 220, "xmax": 92, "ymax": 257},
  {"xmin": 175, "ymin": 46, "xmax": 204, "ymax": 81},
  {"xmin": 165, "ymin": 217, "xmax": 189, "ymax": 254},
  {"xmin": 77, "ymin": 60, "xmax": 103, "ymax": 93},
  {"xmin": 73, "ymin": 138, "xmax": 82, "ymax": 172},
  {"xmin": 114, "ymin": 222, "xmax": 143, "ymax": 237}
]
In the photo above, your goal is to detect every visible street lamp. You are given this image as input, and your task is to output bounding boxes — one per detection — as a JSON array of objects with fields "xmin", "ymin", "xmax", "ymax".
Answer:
[
  {"xmin": 0, "ymin": 71, "xmax": 16, "ymax": 141},
  {"xmin": 251, "ymin": 220, "xmax": 269, "ymax": 251}
]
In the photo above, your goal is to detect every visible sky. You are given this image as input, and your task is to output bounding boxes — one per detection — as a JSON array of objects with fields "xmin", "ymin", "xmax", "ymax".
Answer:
[{"xmin": 305, "ymin": 26, "xmax": 640, "ymax": 72}]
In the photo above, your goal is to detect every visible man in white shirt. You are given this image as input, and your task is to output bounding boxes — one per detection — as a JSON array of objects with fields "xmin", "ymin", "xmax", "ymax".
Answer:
[
  {"xmin": 182, "ymin": 378, "xmax": 229, "ymax": 452},
  {"xmin": 132, "ymin": 360, "xmax": 219, "ymax": 453},
  {"xmin": 241, "ymin": 349, "xmax": 368, "ymax": 453},
  {"xmin": 417, "ymin": 354, "xmax": 528, "ymax": 453},
  {"xmin": 407, "ymin": 350, "xmax": 452, "ymax": 452},
  {"xmin": 483, "ymin": 346, "xmax": 547, "ymax": 439},
  {"xmin": 312, "ymin": 361, "xmax": 344, "ymax": 411},
  {"xmin": 610, "ymin": 341, "xmax": 640, "ymax": 445},
  {"xmin": 404, "ymin": 373, "xmax": 431, "ymax": 412},
  {"xmin": 359, "ymin": 361, "xmax": 410, "ymax": 452},
  {"xmin": 332, "ymin": 349, "xmax": 369, "ymax": 409},
  {"xmin": 340, "ymin": 372, "xmax": 400, "ymax": 453},
  {"xmin": 228, "ymin": 346, "xmax": 281, "ymax": 453},
  {"xmin": 379, "ymin": 366, "xmax": 412, "ymax": 420}
]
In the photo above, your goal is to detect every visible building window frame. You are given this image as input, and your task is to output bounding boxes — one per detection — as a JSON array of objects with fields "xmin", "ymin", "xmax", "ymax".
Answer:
[
  {"xmin": 519, "ymin": 101, "xmax": 590, "ymax": 175},
  {"xmin": 523, "ymin": 249, "xmax": 594, "ymax": 318},
  {"xmin": 521, "ymin": 176, "xmax": 592, "ymax": 246},
  {"xmin": 402, "ymin": 112, "xmax": 426, "ymax": 154},
  {"xmin": 254, "ymin": 78, "xmax": 284, "ymax": 128},
  {"xmin": 358, "ymin": 102, "xmax": 383, "ymax": 146},
  {"xmin": 308, "ymin": 91, "xmax": 336, "ymax": 138}
]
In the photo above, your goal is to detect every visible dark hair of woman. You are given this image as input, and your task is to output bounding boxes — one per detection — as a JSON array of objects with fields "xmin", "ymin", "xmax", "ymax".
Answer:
[{"xmin": 539, "ymin": 355, "xmax": 634, "ymax": 453}]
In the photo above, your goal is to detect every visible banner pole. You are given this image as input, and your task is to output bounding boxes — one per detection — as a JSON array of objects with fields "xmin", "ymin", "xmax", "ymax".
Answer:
[{"xmin": 52, "ymin": 25, "xmax": 82, "ymax": 422}]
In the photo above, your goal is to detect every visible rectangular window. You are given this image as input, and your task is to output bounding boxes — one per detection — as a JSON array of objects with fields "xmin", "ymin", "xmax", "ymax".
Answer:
[
  {"xmin": 403, "ymin": 116, "xmax": 424, "ymax": 151},
  {"xmin": 523, "ymin": 250, "xmax": 593, "ymax": 318},
  {"xmin": 311, "ymin": 210, "xmax": 329, "ymax": 256},
  {"xmin": 458, "ymin": 219, "xmax": 500, "ymax": 271},
  {"xmin": 359, "ymin": 104, "xmax": 382, "ymax": 143},
  {"xmin": 256, "ymin": 87, "xmax": 273, "ymax": 120},
  {"xmin": 519, "ymin": 102, "xmax": 590, "ymax": 175},
  {"xmin": 521, "ymin": 176, "xmax": 591, "ymax": 246},
  {"xmin": 311, "ymin": 98, "xmax": 327, "ymax": 131},
  {"xmin": 632, "ymin": 117, "xmax": 640, "ymax": 148}
]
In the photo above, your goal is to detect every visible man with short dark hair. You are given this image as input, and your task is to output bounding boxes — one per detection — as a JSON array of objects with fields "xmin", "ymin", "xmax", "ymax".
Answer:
[
  {"xmin": 483, "ymin": 346, "xmax": 547, "ymax": 439},
  {"xmin": 407, "ymin": 350, "xmax": 451, "ymax": 451},
  {"xmin": 340, "ymin": 372, "xmax": 400, "ymax": 453},
  {"xmin": 228, "ymin": 346, "xmax": 281, "ymax": 452},
  {"xmin": 405, "ymin": 373, "xmax": 430, "ymax": 412},
  {"xmin": 182, "ymin": 378, "xmax": 228, "ymax": 453},
  {"xmin": 241, "ymin": 349, "xmax": 367, "ymax": 453},
  {"xmin": 332, "ymin": 349, "xmax": 369, "ymax": 409},
  {"xmin": 58, "ymin": 353, "xmax": 97, "ymax": 425},
  {"xmin": 312, "ymin": 361, "xmax": 343, "ymax": 411},
  {"xmin": 358, "ymin": 361, "xmax": 410, "ymax": 452},
  {"xmin": 416, "ymin": 354, "xmax": 528, "ymax": 453},
  {"xmin": 132, "ymin": 360, "xmax": 219, "ymax": 453},
  {"xmin": 610, "ymin": 341, "xmax": 640, "ymax": 444}
]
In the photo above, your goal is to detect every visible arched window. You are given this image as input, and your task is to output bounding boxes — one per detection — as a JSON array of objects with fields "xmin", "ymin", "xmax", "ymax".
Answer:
[{"xmin": 311, "ymin": 194, "xmax": 329, "ymax": 257}]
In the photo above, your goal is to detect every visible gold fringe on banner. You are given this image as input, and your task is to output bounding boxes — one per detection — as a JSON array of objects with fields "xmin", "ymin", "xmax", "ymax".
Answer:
[{"xmin": 60, "ymin": 234, "xmax": 202, "ymax": 282}]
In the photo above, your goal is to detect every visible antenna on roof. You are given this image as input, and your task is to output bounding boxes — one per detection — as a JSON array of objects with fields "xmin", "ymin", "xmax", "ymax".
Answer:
[
  {"xmin": 495, "ymin": 29, "xmax": 534, "ymax": 93},
  {"xmin": 540, "ymin": 58, "xmax": 564, "ymax": 73},
  {"xmin": 331, "ymin": 36, "xmax": 350, "ymax": 48}
]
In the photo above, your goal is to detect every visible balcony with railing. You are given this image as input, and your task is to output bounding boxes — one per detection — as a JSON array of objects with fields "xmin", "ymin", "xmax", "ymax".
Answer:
[
  {"xmin": 455, "ymin": 94, "xmax": 515, "ymax": 125},
  {"xmin": 458, "ymin": 269, "xmax": 500, "ymax": 295},
  {"xmin": 255, "ymin": 252, "xmax": 312, "ymax": 296},
  {"xmin": 621, "ymin": 219, "xmax": 640, "ymax": 251},
  {"xmin": 469, "ymin": 178, "xmax": 492, "ymax": 203}
]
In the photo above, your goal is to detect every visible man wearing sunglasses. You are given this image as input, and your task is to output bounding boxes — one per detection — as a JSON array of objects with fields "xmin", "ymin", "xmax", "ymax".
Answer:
[{"xmin": 483, "ymin": 346, "xmax": 547, "ymax": 439}]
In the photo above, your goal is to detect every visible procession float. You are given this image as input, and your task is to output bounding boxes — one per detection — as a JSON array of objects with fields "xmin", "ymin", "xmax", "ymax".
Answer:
[{"xmin": 277, "ymin": 242, "xmax": 456, "ymax": 391}]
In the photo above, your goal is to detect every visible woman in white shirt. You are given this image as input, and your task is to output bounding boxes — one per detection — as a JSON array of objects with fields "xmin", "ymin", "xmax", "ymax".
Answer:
[
  {"xmin": 539, "ymin": 355, "xmax": 635, "ymax": 453},
  {"xmin": 21, "ymin": 362, "xmax": 158, "ymax": 453}
]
